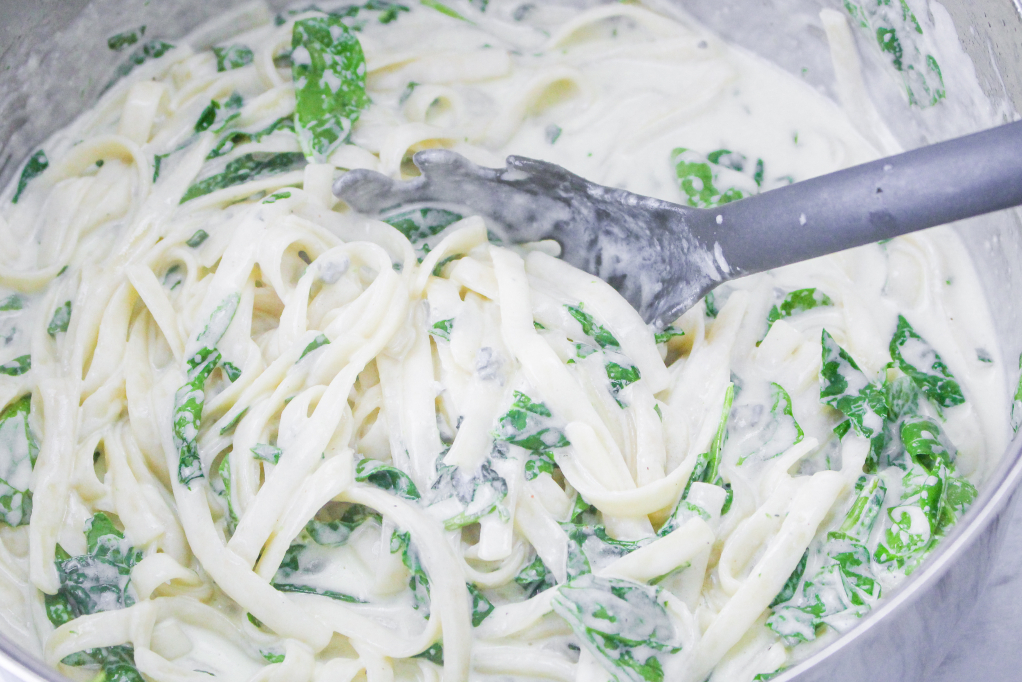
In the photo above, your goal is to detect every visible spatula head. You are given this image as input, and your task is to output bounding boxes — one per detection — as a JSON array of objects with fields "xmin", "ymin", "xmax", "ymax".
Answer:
[{"xmin": 334, "ymin": 149, "xmax": 726, "ymax": 327}]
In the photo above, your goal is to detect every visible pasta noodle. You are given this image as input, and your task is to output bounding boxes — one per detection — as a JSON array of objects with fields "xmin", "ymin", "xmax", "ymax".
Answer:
[{"xmin": 0, "ymin": 2, "xmax": 1008, "ymax": 682}]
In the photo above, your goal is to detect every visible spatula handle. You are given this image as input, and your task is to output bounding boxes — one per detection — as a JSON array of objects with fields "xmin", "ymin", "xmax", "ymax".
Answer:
[{"xmin": 709, "ymin": 120, "xmax": 1022, "ymax": 277}]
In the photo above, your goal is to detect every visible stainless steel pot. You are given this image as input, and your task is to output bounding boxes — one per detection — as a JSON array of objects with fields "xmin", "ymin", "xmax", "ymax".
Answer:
[{"xmin": 0, "ymin": 1, "xmax": 1020, "ymax": 680}]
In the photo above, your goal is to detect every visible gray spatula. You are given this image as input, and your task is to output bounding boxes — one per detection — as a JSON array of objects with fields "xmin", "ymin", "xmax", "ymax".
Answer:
[{"xmin": 333, "ymin": 121, "xmax": 1022, "ymax": 329}]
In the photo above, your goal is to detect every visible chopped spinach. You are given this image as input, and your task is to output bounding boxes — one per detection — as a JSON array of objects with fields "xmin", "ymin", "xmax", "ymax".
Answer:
[
  {"xmin": 493, "ymin": 391, "xmax": 569, "ymax": 481},
  {"xmin": 515, "ymin": 555, "xmax": 557, "ymax": 597},
  {"xmin": 186, "ymin": 230, "xmax": 209, "ymax": 248},
  {"xmin": 414, "ymin": 642, "xmax": 443, "ymax": 665},
  {"xmin": 764, "ymin": 288, "xmax": 832, "ymax": 337},
  {"xmin": 299, "ymin": 334, "xmax": 331, "ymax": 361},
  {"xmin": 737, "ymin": 382, "xmax": 804, "ymax": 465},
  {"xmin": 108, "ymin": 40, "xmax": 176, "ymax": 87},
  {"xmin": 767, "ymin": 475, "xmax": 886, "ymax": 645},
  {"xmin": 60, "ymin": 644, "xmax": 143, "ymax": 682},
  {"xmin": 552, "ymin": 574, "xmax": 683, "ymax": 682},
  {"xmin": 0, "ymin": 295, "xmax": 23, "ymax": 311},
  {"xmin": 843, "ymin": 0, "xmax": 945, "ymax": 106},
  {"xmin": 107, "ymin": 26, "xmax": 146, "ymax": 52},
  {"xmin": 355, "ymin": 458, "xmax": 420, "ymax": 499},
  {"xmin": 208, "ymin": 116, "xmax": 296, "ymax": 160},
  {"xmin": 213, "ymin": 44, "xmax": 255, "ymax": 71},
  {"xmin": 654, "ymin": 326, "xmax": 684, "ymax": 345},
  {"xmin": 421, "ymin": 0, "xmax": 468, "ymax": 20},
  {"xmin": 430, "ymin": 319, "xmax": 454, "ymax": 341},
  {"xmin": 47, "ymin": 301, "xmax": 72, "ymax": 336},
  {"xmin": 181, "ymin": 152, "xmax": 306, "ymax": 203},
  {"xmin": 54, "ymin": 513, "xmax": 144, "ymax": 619},
  {"xmin": 305, "ymin": 505, "xmax": 380, "ymax": 546},
  {"xmin": 391, "ymin": 529, "xmax": 431, "ymax": 614},
  {"xmin": 467, "ymin": 583, "xmax": 494, "ymax": 626},
  {"xmin": 0, "ymin": 395, "xmax": 37, "ymax": 526},
  {"xmin": 174, "ymin": 294, "xmax": 240, "ymax": 486},
  {"xmin": 216, "ymin": 456, "xmax": 238, "ymax": 533},
  {"xmin": 819, "ymin": 330, "xmax": 888, "ymax": 471},
  {"xmin": 670, "ymin": 147, "xmax": 760, "ymax": 209},
  {"xmin": 221, "ymin": 361, "xmax": 242, "ymax": 382},
  {"xmin": 292, "ymin": 16, "xmax": 370, "ymax": 162},
  {"xmin": 0, "ymin": 355, "xmax": 30, "ymax": 377},
  {"xmin": 12, "ymin": 150, "xmax": 49, "ymax": 204},
  {"xmin": 432, "ymin": 458, "xmax": 509, "ymax": 530},
  {"xmin": 251, "ymin": 443, "xmax": 282, "ymax": 465},
  {"xmin": 565, "ymin": 303, "xmax": 620, "ymax": 350},
  {"xmin": 889, "ymin": 315, "xmax": 965, "ymax": 410},
  {"xmin": 384, "ymin": 208, "xmax": 464, "ymax": 245},
  {"xmin": 272, "ymin": 542, "xmax": 363, "ymax": 603}
]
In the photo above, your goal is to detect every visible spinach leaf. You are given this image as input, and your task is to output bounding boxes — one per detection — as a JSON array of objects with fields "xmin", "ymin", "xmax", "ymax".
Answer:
[
  {"xmin": 0, "ymin": 395, "xmax": 37, "ymax": 526},
  {"xmin": 552, "ymin": 574, "xmax": 683, "ymax": 682},
  {"xmin": 889, "ymin": 315, "xmax": 965, "ymax": 410},
  {"xmin": 654, "ymin": 326, "xmax": 684, "ymax": 345},
  {"xmin": 174, "ymin": 294, "xmax": 240, "ymax": 486},
  {"xmin": 0, "ymin": 355, "xmax": 30, "ymax": 377},
  {"xmin": 181, "ymin": 152, "xmax": 305, "ymax": 203},
  {"xmin": 107, "ymin": 26, "xmax": 146, "ymax": 51},
  {"xmin": 843, "ymin": 0, "xmax": 945, "ymax": 107},
  {"xmin": 764, "ymin": 288, "xmax": 832, "ymax": 336},
  {"xmin": 12, "ymin": 150, "xmax": 48, "ymax": 204},
  {"xmin": 560, "ymin": 501, "xmax": 648, "ymax": 579},
  {"xmin": 61, "ymin": 643, "xmax": 143, "ymax": 682},
  {"xmin": 900, "ymin": 417, "xmax": 955, "ymax": 472},
  {"xmin": 606, "ymin": 362, "xmax": 641, "ymax": 400},
  {"xmin": 55, "ymin": 513, "xmax": 143, "ymax": 619},
  {"xmin": 429, "ymin": 319, "xmax": 454, "ymax": 341},
  {"xmin": 356, "ymin": 458, "xmax": 420, "ymax": 499},
  {"xmin": 251, "ymin": 443, "xmax": 282, "ymax": 465},
  {"xmin": 108, "ymin": 40, "xmax": 175, "ymax": 87},
  {"xmin": 299, "ymin": 334, "xmax": 331, "ymax": 361},
  {"xmin": 421, "ymin": 0, "xmax": 468, "ymax": 20},
  {"xmin": 216, "ymin": 456, "xmax": 238, "ymax": 534},
  {"xmin": 670, "ymin": 147, "xmax": 759, "ymax": 209},
  {"xmin": 493, "ymin": 391, "xmax": 569, "ymax": 481},
  {"xmin": 467, "ymin": 583, "xmax": 494, "ymax": 626},
  {"xmin": 391, "ymin": 529, "xmax": 431, "ymax": 615},
  {"xmin": 384, "ymin": 208, "xmax": 463, "ymax": 246},
  {"xmin": 414, "ymin": 642, "xmax": 443, "ymax": 665},
  {"xmin": 186, "ymin": 230, "xmax": 209, "ymax": 248},
  {"xmin": 819, "ymin": 330, "xmax": 889, "ymax": 471},
  {"xmin": 432, "ymin": 459, "xmax": 508, "ymax": 531},
  {"xmin": 221, "ymin": 361, "xmax": 242, "ymax": 382},
  {"xmin": 272, "ymin": 542, "xmax": 363, "ymax": 603},
  {"xmin": 704, "ymin": 290, "xmax": 719, "ymax": 318},
  {"xmin": 208, "ymin": 116, "xmax": 296, "ymax": 160},
  {"xmin": 873, "ymin": 457, "xmax": 972, "ymax": 574},
  {"xmin": 0, "ymin": 295, "xmax": 23, "ymax": 311},
  {"xmin": 689, "ymin": 383, "xmax": 734, "ymax": 490},
  {"xmin": 213, "ymin": 44, "xmax": 255, "ymax": 71},
  {"xmin": 305, "ymin": 505, "xmax": 381, "ymax": 546},
  {"xmin": 292, "ymin": 16, "xmax": 370, "ymax": 162},
  {"xmin": 768, "ymin": 475, "xmax": 886, "ymax": 645},
  {"xmin": 47, "ymin": 301, "xmax": 72, "ymax": 336},
  {"xmin": 770, "ymin": 550, "xmax": 808, "ymax": 607},
  {"xmin": 515, "ymin": 555, "xmax": 557, "ymax": 597},
  {"xmin": 736, "ymin": 382, "xmax": 804, "ymax": 465},
  {"xmin": 565, "ymin": 303, "xmax": 620, "ymax": 350}
]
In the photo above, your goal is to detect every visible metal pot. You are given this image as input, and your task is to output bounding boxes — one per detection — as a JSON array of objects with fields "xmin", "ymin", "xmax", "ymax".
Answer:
[{"xmin": 0, "ymin": 1, "xmax": 1020, "ymax": 680}]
